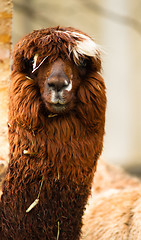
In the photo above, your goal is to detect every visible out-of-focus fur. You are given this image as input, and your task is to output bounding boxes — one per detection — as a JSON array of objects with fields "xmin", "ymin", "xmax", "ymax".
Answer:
[
  {"xmin": 0, "ymin": 26, "xmax": 106, "ymax": 239},
  {"xmin": 81, "ymin": 160, "xmax": 141, "ymax": 240}
]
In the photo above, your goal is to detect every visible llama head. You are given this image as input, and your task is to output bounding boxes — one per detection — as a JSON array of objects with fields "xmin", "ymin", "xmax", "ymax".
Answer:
[{"xmin": 11, "ymin": 27, "xmax": 105, "ymax": 127}]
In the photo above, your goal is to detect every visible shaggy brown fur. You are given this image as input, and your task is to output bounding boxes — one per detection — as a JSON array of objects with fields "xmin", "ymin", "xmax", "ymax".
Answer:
[{"xmin": 0, "ymin": 26, "xmax": 106, "ymax": 239}]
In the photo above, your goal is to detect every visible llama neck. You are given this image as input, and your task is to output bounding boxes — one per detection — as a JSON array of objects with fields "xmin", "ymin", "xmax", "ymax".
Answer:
[
  {"xmin": 4, "ymin": 113, "xmax": 101, "ymax": 239},
  {"xmin": 9, "ymin": 113, "xmax": 98, "ymax": 182}
]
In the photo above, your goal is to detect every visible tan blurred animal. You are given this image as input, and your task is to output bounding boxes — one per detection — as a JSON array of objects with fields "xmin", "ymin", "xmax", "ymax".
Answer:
[{"xmin": 81, "ymin": 160, "xmax": 141, "ymax": 240}]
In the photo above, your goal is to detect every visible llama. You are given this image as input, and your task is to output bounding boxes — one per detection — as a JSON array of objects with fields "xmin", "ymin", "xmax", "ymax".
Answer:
[
  {"xmin": 82, "ymin": 187, "xmax": 141, "ymax": 240},
  {"xmin": 81, "ymin": 160, "xmax": 141, "ymax": 240},
  {"xmin": 0, "ymin": 26, "xmax": 106, "ymax": 239}
]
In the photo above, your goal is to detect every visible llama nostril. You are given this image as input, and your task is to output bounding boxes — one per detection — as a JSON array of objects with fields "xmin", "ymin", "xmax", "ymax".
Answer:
[
  {"xmin": 48, "ymin": 82, "xmax": 56, "ymax": 89},
  {"xmin": 48, "ymin": 80, "xmax": 67, "ymax": 91},
  {"xmin": 47, "ymin": 74, "xmax": 70, "ymax": 92}
]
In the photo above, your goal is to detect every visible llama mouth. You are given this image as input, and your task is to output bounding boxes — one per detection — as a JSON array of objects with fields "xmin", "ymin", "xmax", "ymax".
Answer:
[{"xmin": 48, "ymin": 103, "xmax": 68, "ymax": 113}]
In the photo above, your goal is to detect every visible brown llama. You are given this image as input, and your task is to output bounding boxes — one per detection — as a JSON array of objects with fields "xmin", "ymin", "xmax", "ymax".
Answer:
[{"xmin": 0, "ymin": 26, "xmax": 106, "ymax": 240}]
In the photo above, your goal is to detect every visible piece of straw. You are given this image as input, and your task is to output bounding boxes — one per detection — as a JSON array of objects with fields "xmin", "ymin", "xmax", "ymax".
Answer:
[
  {"xmin": 26, "ymin": 76, "xmax": 33, "ymax": 80},
  {"xmin": 48, "ymin": 114, "xmax": 58, "ymax": 118},
  {"xmin": 26, "ymin": 199, "xmax": 39, "ymax": 213},
  {"xmin": 26, "ymin": 175, "xmax": 44, "ymax": 213},
  {"xmin": 32, "ymin": 55, "xmax": 48, "ymax": 73},
  {"xmin": 56, "ymin": 221, "xmax": 60, "ymax": 240}
]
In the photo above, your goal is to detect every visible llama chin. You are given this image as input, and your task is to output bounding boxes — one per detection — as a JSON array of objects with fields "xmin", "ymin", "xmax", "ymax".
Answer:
[{"xmin": 0, "ymin": 26, "xmax": 106, "ymax": 240}]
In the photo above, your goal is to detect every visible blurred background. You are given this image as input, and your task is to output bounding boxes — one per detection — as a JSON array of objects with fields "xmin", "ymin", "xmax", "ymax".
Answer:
[{"xmin": 11, "ymin": 0, "xmax": 141, "ymax": 174}]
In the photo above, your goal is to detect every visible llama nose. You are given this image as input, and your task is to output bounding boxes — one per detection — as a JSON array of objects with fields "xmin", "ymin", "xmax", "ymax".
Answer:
[{"xmin": 47, "ymin": 73, "xmax": 70, "ymax": 92}]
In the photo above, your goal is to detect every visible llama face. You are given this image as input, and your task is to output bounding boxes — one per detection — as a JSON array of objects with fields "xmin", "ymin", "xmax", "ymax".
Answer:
[
  {"xmin": 12, "ymin": 27, "xmax": 102, "ymax": 116},
  {"xmin": 31, "ymin": 57, "xmax": 82, "ymax": 114}
]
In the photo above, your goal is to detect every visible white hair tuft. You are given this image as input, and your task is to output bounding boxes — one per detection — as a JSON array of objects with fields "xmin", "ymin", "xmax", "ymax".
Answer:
[{"xmin": 66, "ymin": 31, "xmax": 100, "ymax": 63}]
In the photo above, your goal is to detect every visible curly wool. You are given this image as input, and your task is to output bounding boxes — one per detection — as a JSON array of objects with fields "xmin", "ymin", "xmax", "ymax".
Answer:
[{"xmin": 0, "ymin": 26, "xmax": 106, "ymax": 240}]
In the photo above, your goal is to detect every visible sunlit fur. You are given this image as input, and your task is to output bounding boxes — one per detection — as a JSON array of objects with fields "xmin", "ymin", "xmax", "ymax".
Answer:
[
  {"xmin": 69, "ymin": 31, "xmax": 100, "ymax": 62},
  {"xmin": 0, "ymin": 26, "xmax": 106, "ymax": 240}
]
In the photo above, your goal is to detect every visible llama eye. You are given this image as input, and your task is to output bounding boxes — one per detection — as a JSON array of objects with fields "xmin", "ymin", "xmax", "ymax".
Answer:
[
  {"xmin": 24, "ymin": 57, "xmax": 34, "ymax": 70},
  {"xmin": 78, "ymin": 57, "xmax": 91, "ymax": 76},
  {"xmin": 29, "ymin": 57, "xmax": 34, "ymax": 68},
  {"xmin": 79, "ymin": 57, "xmax": 89, "ymax": 68},
  {"xmin": 23, "ymin": 57, "xmax": 35, "ymax": 76}
]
